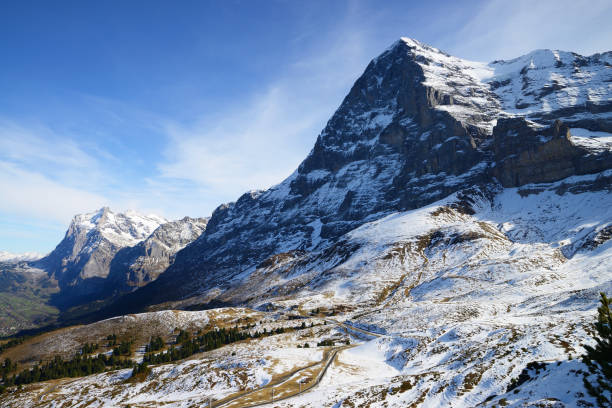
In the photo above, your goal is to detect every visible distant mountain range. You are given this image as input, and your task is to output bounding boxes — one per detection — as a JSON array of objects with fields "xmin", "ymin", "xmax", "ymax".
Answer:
[
  {"xmin": 32, "ymin": 207, "xmax": 208, "ymax": 307},
  {"xmin": 0, "ymin": 251, "xmax": 43, "ymax": 263}
]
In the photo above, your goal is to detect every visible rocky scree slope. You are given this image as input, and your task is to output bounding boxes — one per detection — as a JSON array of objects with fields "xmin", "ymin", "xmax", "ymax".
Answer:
[{"xmin": 110, "ymin": 38, "xmax": 611, "ymax": 312}]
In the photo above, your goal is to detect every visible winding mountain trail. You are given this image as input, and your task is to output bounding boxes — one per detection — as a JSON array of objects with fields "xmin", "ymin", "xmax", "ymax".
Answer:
[
  {"xmin": 210, "ymin": 318, "xmax": 375, "ymax": 408},
  {"xmin": 212, "ymin": 346, "xmax": 351, "ymax": 408},
  {"xmin": 324, "ymin": 318, "xmax": 384, "ymax": 338}
]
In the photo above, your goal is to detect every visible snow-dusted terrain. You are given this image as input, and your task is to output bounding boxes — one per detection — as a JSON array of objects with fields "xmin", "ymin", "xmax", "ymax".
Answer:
[
  {"xmin": 1, "ymin": 37, "xmax": 611, "ymax": 407},
  {"xmin": 3, "ymin": 172, "xmax": 610, "ymax": 407}
]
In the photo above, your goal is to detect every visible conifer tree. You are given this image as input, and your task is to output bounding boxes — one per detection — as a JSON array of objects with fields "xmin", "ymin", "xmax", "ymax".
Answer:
[{"xmin": 583, "ymin": 292, "xmax": 612, "ymax": 405}]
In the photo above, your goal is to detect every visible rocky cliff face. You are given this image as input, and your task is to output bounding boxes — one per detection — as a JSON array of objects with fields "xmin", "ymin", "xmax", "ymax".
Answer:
[
  {"xmin": 107, "ymin": 217, "xmax": 208, "ymax": 291},
  {"xmin": 492, "ymin": 118, "xmax": 612, "ymax": 187},
  {"xmin": 88, "ymin": 38, "xmax": 612, "ymax": 315},
  {"xmin": 3, "ymin": 38, "xmax": 610, "ymax": 407}
]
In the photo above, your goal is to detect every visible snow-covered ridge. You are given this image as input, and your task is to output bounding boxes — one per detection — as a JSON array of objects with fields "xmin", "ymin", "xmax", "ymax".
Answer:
[
  {"xmin": 1, "ymin": 38, "xmax": 612, "ymax": 407},
  {"xmin": 488, "ymin": 48, "xmax": 611, "ymax": 118},
  {"xmin": 0, "ymin": 250, "xmax": 44, "ymax": 263},
  {"xmin": 396, "ymin": 37, "xmax": 611, "ymax": 133},
  {"xmin": 398, "ymin": 37, "xmax": 500, "ymax": 133},
  {"xmin": 70, "ymin": 206, "xmax": 168, "ymax": 247},
  {"xmin": 119, "ymin": 37, "xmax": 611, "ymax": 312}
]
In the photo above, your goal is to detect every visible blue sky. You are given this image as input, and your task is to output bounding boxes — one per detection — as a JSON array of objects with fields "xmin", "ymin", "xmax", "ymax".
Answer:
[{"xmin": 1, "ymin": 0, "xmax": 611, "ymax": 254}]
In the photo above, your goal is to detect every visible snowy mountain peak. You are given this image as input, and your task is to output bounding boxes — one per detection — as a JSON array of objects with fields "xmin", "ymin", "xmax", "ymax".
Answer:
[
  {"xmin": 399, "ymin": 36, "xmax": 446, "ymax": 55},
  {"xmin": 69, "ymin": 207, "xmax": 168, "ymax": 247},
  {"xmin": 35, "ymin": 208, "xmax": 169, "ymax": 304},
  {"xmin": 2, "ymin": 38, "xmax": 611, "ymax": 408},
  {"xmin": 487, "ymin": 48, "xmax": 611, "ymax": 128}
]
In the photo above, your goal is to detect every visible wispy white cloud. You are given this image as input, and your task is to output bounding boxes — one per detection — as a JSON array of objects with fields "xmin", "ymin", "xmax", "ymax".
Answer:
[
  {"xmin": 0, "ymin": 119, "xmax": 135, "ymax": 230},
  {"xmin": 0, "ymin": 119, "xmax": 118, "ymax": 189},
  {"xmin": 156, "ymin": 6, "xmax": 379, "ymax": 209},
  {"xmin": 445, "ymin": 0, "xmax": 612, "ymax": 61},
  {"xmin": 0, "ymin": 161, "xmax": 107, "ymax": 223}
]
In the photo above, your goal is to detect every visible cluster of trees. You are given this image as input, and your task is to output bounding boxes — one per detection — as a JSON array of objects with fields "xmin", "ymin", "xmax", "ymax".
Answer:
[
  {"xmin": 583, "ymin": 292, "xmax": 612, "ymax": 406},
  {"xmin": 1, "ymin": 320, "xmax": 320, "ymax": 390},
  {"xmin": 128, "ymin": 361, "xmax": 151, "ymax": 383},
  {"xmin": 145, "ymin": 336, "xmax": 164, "ymax": 353},
  {"xmin": 135, "ymin": 322, "xmax": 310, "ymax": 373},
  {"xmin": 0, "ymin": 333, "xmax": 136, "ymax": 392},
  {"xmin": 0, "ymin": 337, "xmax": 27, "ymax": 354},
  {"xmin": 80, "ymin": 343, "xmax": 98, "ymax": 355},
  {"xmin": 106, "ymin": 334, "xmax": 118, "ymax": 347},
  {"xmin": 175, "ymin": 330, "xmax": 191, "ymax": 344},
  {"xmin": 1, "ymin": 353, "xmax": 134, "ymax": 390},
  {"xmin": 1, "ymin": 358, "xmax": 17, "ymax": 380},
  {"xmin": 113, "ymin": 340, "xmax": 132, "ymax": 357},
  {"xmin": 142, "ymin": 326, "xmax": 267, "ymax": 365}
]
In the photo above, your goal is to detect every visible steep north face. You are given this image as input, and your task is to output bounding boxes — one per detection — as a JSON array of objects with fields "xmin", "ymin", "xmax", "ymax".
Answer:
[{"xmin": 100, "ymin": 38, "xmax": 611, "ymax": 313}]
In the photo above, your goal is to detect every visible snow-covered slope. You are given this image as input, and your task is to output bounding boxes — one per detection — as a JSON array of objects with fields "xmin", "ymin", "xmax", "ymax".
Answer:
[
  {"xmin": 488, "ymin": 49, "xmax": 612, "ymax": 129},
  {"xmin": 3, "ymin": 172, "xmax": 610, "ymax": 407}
]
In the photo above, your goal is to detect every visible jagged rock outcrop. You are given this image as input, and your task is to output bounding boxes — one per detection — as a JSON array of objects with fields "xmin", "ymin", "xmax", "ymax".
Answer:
[
  {"xmin": 3, "ymin": 37, "xmax": 611, "ymax": 408},
  {"xmin": 493, "ymin": 118, "xmax": 580, "ymax": 186},
  {"xmin": 115, "ymin": 39, "xmax": 498, "ymax": 306},
  {"xmin": 107, "ymin": 217, "xmax": 208, "ymax": 291},
  {"xmin": 32, "ymin": 208, "xmax": 207, "ymax": 309},
  {"xmin": 493, "ymin": 117, "xmax": 612, "ymax": 187}
]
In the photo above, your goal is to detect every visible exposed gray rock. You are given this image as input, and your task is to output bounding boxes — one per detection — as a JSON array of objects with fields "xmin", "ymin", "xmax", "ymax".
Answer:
[
  {"xmin": 107, "ymin": 217, "xmax": 208, "ymax": 291},
  {"xmin": 492, "ymin": 117, "xmax": 612, "ymax": 187},
  {"xmin": 35, "ymin": 208, "xmax": 166, "ymax": 303}
]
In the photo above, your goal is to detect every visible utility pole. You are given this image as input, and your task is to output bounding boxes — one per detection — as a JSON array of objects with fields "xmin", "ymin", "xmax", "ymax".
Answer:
[
  {"xmin": 208, "ymin": 396, "xmax": 213, "ymax": 407},
  {"xmin": 272, "ymin": 388, "xmax": 275, "ymax": 402}
]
